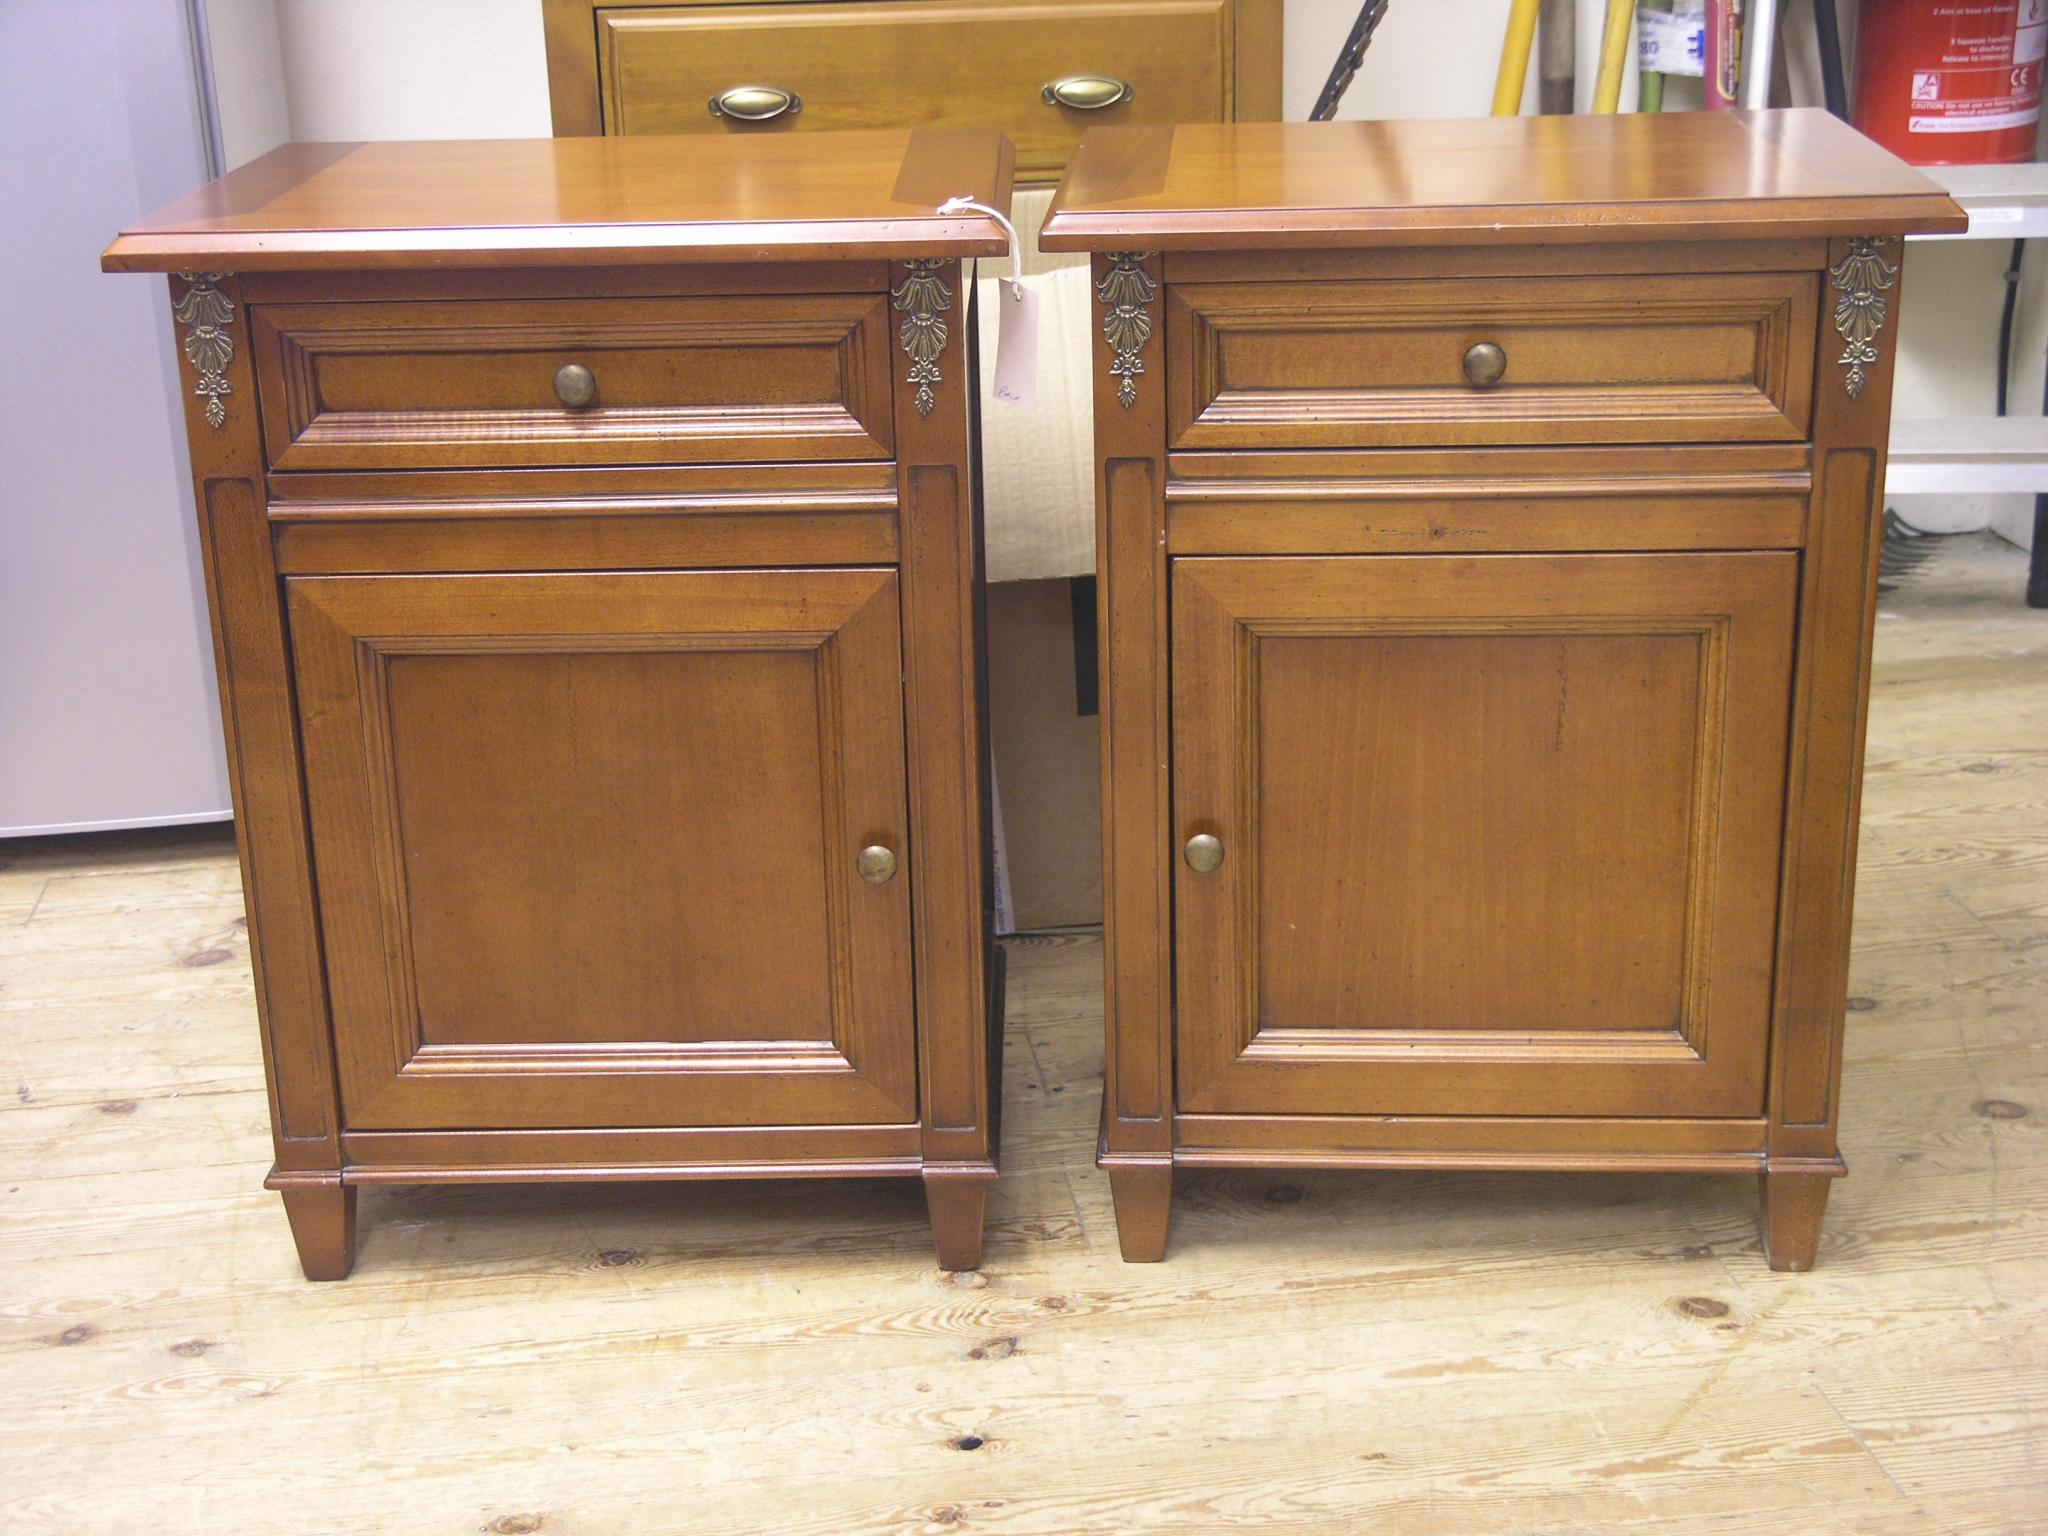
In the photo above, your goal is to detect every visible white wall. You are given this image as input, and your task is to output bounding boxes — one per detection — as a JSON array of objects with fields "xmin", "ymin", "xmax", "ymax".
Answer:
[
  {"xmin": 205, "ymin": 0, "xmax": 290, "ymax": 168},
  {"xmin": 280, "ymin": 0, "xmax": 549, "ymax": 141}
]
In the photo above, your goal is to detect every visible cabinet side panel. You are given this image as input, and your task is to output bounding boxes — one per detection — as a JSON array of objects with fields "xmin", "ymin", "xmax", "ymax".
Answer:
[
  {"xmin": 1093, "ymin": 252, "xmax": 1175, "ymax": 1158},
  {"xmin": 542, "ymin": 0, "xmax": 604, "ymax": 136},
  {"xmin": 1769, "ymin": 238, "xmax": 1906, "ymax": 1164},
  {"xmin": 891, "ymin": 259, "xmax": 994, "ymax": 1170},
  {"xmin": 1232, "ymin": 0, "xmax": 1284, "ymax": 121},
  {"xmin": 168, "ymin": 273, "xmax": 344, "ymax": 1171}
]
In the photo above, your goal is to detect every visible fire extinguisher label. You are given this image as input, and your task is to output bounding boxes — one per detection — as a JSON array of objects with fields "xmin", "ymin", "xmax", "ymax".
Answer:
[
  {"xmin": 1909, "ymin": 67, "xmax": 2043, "ymax": 133},
  {"xmin": 1907, "ymin": 7, "xmax": 2044, "ymax": 135}
]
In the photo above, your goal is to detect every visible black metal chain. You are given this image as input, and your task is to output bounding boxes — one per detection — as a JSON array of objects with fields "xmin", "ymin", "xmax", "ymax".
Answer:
[{"xmin": 1308, "ymin": 0, "xmax": 1392, "ymax": 121}]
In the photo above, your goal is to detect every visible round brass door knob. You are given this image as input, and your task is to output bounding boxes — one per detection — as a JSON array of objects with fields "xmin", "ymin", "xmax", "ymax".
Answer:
[
  {"xmin": 1184, "ymin": 833, "xmax": 1224, "ymax": 873},
  {"xmin": 1462, "ymin": 341, "xmax": 1507, "ymax": 387},
  {"xmin": 554, "ymin": 363, "xmax": 596, "ymax": 408},
  {"xmin": 857, "ymin": 844, "xmax": 899, "ymax": 884}
]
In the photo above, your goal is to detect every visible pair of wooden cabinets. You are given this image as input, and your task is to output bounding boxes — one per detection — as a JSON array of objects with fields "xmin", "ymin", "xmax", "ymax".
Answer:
[{"xmin": 107, "ymin": 111, "xmax": 1960, "ymax": 1280}]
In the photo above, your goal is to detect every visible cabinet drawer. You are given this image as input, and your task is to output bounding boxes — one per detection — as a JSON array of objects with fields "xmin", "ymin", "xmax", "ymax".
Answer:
[
  {"xmin": 251, "ymin": 293, "xmax": 895, "ymax": 472},
  {"xmin": 1164, "ymin": 445, "xmax": 1814, "ymax": 555},
  {"xmin": 1165, "ymin": 271, "xmax": 1818, "ymax": 451},
  {"xmin": 597, "ymin": 0, "xmax": 1230, "ymax": 184},
  {"xmin": 266, "ymin": 468, "xmax": 904, "ymax": 574}
]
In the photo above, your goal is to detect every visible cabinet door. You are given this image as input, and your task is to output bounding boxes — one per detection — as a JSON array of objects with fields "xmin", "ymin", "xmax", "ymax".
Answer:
[
  {"xmin": 288, "ymin": 568, "xmax": 917, "ymax": 1130},
  {"xmin": 1172, "ymin": 552, "xmax": 1797, "ymax": 1119}
]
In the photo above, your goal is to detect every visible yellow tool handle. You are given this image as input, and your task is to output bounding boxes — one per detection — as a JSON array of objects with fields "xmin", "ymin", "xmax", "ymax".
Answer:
[
  {"xmin": 1592, "ymin": 0, "xmax": 1637, "ymax": 113},
  {"xmin": 1492, "ymin": 0, "xmax": 1542, "ymax": 115}
]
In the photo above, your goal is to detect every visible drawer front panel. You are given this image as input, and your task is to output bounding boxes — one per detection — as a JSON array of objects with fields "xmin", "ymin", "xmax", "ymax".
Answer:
[
  {"xmin": 1164, "ymin": 445, "xmax": 1814, "ymax": 554},
  {"xmin": 597, "ymin": 1, "xmax": 1230, "ymax": 184},
  {"xmin": 1171, "ymin": 550, "xmax": 1798, "ymax": 1120},
  {"xmin": 266, "ymin": 465, "xmax": 903, "ymax": 572},
  {"xmin": 1166, "ymin": 272, "xmax": 1818, "ymax": 450},
  {"xmin": 252, "ymin": 294, "xmax": 894, "ymax": 471}
]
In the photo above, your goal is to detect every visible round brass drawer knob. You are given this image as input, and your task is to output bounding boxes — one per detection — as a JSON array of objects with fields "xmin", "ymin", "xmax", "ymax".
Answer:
[
  {"xmin": 1462, "ymin": 341, "xmax": 1507, "ymax": 387},
  {"xmin": 1184, "ymin": 833, "xmax": 1224, "ymax": 874},
  {"xmin": 554, "ymin": 363, "xmax": 596, "ymax": 408},
  {"xmin": 857, "ymin": 844, "xmax": 899, "ymax": 884}
]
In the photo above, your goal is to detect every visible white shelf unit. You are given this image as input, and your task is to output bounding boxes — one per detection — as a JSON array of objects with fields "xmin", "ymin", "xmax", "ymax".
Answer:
[
  {"xmin": 1906, "ymin": 163, "xmax": 2048, "ymax": 243},
  {"xmin": 1887, "ymin": 415, "xmax": 2048, "ymax": 494},
  {"xmin": 1892, "ymin": 164, "xmax": 2048, "ymax": 497}
]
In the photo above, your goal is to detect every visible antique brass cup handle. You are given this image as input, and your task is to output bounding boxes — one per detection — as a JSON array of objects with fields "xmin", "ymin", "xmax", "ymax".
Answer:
[
  {"xmin": 1042, "ymin": 75, "xmax": 1136, "ymax": 110},
  {"xmin": 1462, "ymin": 341, "xmax": 1507, "ymax": 386},
  {"xmin": 553, "ymin": 363, "xmax": 596, "ymax": 408},
  {"xmin": 857, "ymin": 844, "xmax": 899, "ymax": 884},
  {"xmin": 709, "ymin": 84, "xmax": 802, "ymax": 122},
  {"xmin": 1184, "ymin": 833, "xmax": 1224, "ymax": 873}
]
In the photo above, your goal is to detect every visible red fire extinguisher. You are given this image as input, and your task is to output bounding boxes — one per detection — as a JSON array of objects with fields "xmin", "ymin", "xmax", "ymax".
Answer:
[{"xmin": 1856, "ymin": 0, "xmax": 2045, "ymax": 165}]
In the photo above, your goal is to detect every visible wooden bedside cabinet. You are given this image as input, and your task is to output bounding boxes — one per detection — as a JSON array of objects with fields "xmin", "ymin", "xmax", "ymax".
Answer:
[
  {"xmin": 103, "ymin": 130, "xmax": 1013, "ymax": 1278},
  {"xmin": 1041, "ymin": 112, "xmax": 1965, "ymax": 1270}
]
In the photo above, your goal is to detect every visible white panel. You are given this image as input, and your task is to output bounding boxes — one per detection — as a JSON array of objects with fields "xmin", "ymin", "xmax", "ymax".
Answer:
[
  {"xmin": 0, "ymin": 0, "xmax": 231, "ymax": 836},
  {"xmin": 205, "ymin": 0, "xmax": 291, "ymax": 169}
]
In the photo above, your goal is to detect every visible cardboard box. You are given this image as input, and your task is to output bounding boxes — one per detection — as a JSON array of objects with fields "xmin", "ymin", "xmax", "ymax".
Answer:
[{"xmin": 986, "ymin": 578, "xmax": 1102, "ymax": 931}]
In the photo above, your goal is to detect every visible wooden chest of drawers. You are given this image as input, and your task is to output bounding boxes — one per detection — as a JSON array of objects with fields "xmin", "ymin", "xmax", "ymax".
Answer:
[
  {"xmin": 1041, "ymin": 111, "xmax": 1966, "ymax": 1270},
  {"xmin": 104, "ymin": 130, "xmax": 1014, "ymax": 1278},
  {"xmin": 541, "ymin": 0, "xmax": 1280, "ymax": 184}
]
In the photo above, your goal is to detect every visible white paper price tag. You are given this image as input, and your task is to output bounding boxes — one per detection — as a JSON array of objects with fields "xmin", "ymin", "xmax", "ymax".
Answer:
[{"xmin": 992, "ymin": 280, "xmax": 1040, "ymax": 409}]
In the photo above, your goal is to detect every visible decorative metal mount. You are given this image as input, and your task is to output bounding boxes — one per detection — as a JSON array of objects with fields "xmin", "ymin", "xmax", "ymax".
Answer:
[
  {"xmin": 172, "ymin": 271, "xmax": 235, "ymax": 428},
  {"xmin": 1829, "ymin": 238, "xmax": 1898, "ymax": 401},
  {"xmin": 890, "ymin": 259, "xmax": 953, "ymax": 418},
  {"xmin": 1097, "ymin": 252, "xmax": 1156, "ymax": 408}
]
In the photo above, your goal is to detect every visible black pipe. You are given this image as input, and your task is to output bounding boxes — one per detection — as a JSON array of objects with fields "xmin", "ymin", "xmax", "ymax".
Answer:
[
  {"xmin": 1992, "ymin": 239, "xmax": 2048, "ymax": 608},
  {"xmin": 1999, "ymin": 240, "xmax": 2024, "ymax": 417},
  {"xmin": 2031, "ymin": 502, "xmax": 2048, "ymax": 606},
  {"xmin": 2032, "ymin": 349, "xmax": 2048, "ymax": 607},
  {"xmin": 1813, "ymin": 0, "xmax": 1849, "ymax": 120}
]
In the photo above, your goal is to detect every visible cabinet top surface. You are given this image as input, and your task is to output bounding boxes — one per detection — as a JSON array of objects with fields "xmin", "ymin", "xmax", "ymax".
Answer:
[
  {"xmin": 1038, "ymin": 110, "xmax": 1966, "ymax": 251},
  {"xmin": 102, "ymin": 129, "xmax": 1014, "ymax": 273}
]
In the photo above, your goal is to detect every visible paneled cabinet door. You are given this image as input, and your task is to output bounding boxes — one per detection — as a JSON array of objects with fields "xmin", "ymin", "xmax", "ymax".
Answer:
[
  {"xmin": 1172, "ymin": 551, "xmax": 1798, "ymax": 1119},
  {"xmin": 286, "ymin": 567, "xmax": 919, "ymax": 1131}
]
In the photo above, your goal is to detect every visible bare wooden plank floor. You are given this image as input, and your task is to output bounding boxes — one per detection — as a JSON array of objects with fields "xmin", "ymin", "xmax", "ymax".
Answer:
[{"xmin": 3, "ymin": 533, "xmax": 2043, "ymax": 1535}]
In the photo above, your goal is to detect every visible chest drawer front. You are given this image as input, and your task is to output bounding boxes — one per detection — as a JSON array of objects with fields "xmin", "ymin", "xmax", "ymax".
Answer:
[
  {"xmin": 1165, "ymin": 271, "xmax": 1818, "ymax": 451},
  {"xmin": 598, "ymin": 1, "xmax": 1230, "ymax": 184},
  {"xmin": 251, "ymin": 293, "xmax": 894, "ymax": 472}
]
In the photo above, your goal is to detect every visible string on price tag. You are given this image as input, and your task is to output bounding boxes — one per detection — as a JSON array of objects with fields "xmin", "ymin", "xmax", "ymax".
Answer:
[{"xmin": 939, "ymin": 195, "xmax": 1038, "ymax": 409}]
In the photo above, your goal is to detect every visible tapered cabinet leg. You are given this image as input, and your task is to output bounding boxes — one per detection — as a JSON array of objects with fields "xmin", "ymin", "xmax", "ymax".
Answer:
[
  {"xmin": 1759, "ymin": 1168, "xmax": 1834, "ymax": 1272},
  {"xmin": 278, "ymin": 1182, "xmax": 357, "ymax": 1281},
  {"xmin": 1106, "ymin": 1162, "xmax": 1174, "ymax": 1262},
  {"xmin": 924, "ymin": 1176, "xmax": 989, "ymax": 1271}
]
